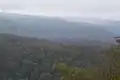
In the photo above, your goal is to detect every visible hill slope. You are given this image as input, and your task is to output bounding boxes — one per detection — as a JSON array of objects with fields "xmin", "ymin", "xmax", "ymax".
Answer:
[{"xmin": 0, "ymin": 12, "xmax": 115, "ymax": 42}]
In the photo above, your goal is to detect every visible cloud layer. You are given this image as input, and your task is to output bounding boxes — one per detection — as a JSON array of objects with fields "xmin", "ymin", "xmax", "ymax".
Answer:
[{"xmin": 0, "ymin": 0, "xmax": 120, "ymax": 19}]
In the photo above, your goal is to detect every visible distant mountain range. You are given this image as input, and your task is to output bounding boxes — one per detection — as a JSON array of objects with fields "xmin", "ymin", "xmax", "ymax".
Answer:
[
  {"xmin": 0, "ymin": 12, "xmax": 117, "ymax": 43},
  {"xmin": 64, "ymin": 17, "xmax": 120, "ymax": 36}
]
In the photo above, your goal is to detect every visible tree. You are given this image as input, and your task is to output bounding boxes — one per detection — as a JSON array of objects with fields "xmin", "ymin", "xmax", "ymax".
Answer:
[
  {"xmin": 55, "ymin": 63, "xmax": 101, "ymax": 80},
  {"xmin": 102, "ymin": 46, "xmax": 120, "ymax": 80}
]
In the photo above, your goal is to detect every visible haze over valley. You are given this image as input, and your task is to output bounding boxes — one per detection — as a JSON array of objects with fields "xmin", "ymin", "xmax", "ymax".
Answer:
[
  {"xmin": 0, "ymin": 12, "xmax": 118, "ymax": 44},
  {"xmin": 0, "ymin": 0, "xmax": 120, "ymax": 79}
]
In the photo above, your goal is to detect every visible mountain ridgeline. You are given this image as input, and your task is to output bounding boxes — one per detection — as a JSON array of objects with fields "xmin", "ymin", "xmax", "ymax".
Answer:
[
  {"xmin": 0, "ymin": 33, "xmax": 109, "ymax": 80},
  {"xmin": 0, "ymin": 12, "xmax": 115, "ymax": 43},
  {"xmin": 0, "ymin": 12, "xmax": 120, "ymax": 80}
]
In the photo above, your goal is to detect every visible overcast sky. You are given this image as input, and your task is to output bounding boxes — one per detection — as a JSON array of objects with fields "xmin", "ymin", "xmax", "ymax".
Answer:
[{"xmin": 0, "ymin": 0, "xmax": 120, "ymax": 19}]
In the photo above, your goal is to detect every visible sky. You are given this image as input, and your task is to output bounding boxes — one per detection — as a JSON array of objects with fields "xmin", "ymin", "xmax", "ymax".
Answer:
[{"xmin": 0, "ymin": 0, "xmax": 120, "ymax": 19}]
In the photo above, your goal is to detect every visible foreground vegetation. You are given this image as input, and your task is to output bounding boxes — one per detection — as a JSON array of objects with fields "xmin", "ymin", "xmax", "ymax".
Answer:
[
  {"xmin": 55, "ymin": 46, "xmax": 120, "ymax": 80},
  {"xmin": 0, "ymin": 34, "xmax": 119, "ymax": 80}
]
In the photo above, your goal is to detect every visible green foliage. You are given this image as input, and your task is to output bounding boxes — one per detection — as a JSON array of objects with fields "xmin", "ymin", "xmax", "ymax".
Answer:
[
  {"xmin": 55, "ymin": 63, "xmax": 102, "ymax": 80},
  {"xmin": 0, "ymin": 34, "xmax": 116, "ymax": 80},
  {"xmin": 101, "ymin": 46, "xmax": 120, "ymax": 80}
]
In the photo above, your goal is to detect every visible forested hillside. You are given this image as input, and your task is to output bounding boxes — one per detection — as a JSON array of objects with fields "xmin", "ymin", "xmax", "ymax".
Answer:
[
  {"xmin": 0, "ymin": 33, "xmax": 118, "ymax": 80},
  {"xmin": 0, "ymin": 12, "xmax": 115, "ymax": 43}
]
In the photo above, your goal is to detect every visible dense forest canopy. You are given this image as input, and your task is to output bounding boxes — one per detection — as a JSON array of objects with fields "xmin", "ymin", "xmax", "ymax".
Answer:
[
  {"xmin": 0, "ymin": 2, "xmax": 120, "ymax": 80},
  {"xmin": 0, "ymin": 33, "xmax": 119, "ymax": 80}
]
